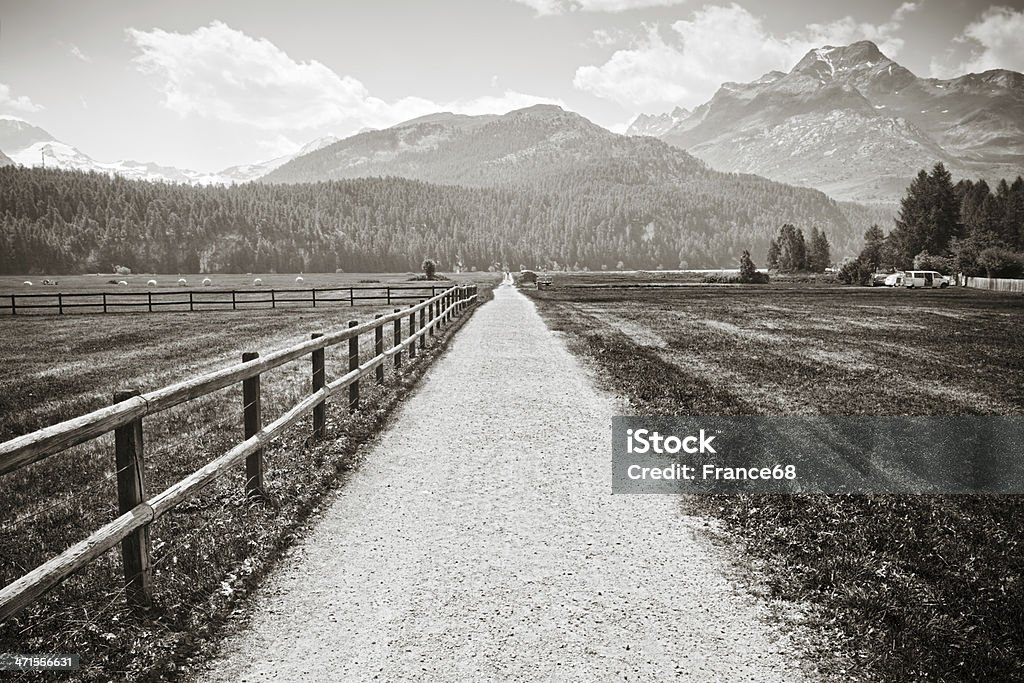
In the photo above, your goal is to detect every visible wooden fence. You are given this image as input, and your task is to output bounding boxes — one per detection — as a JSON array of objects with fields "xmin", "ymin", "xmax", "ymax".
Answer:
[
  {"xmin": 1, "ymin": 284, "xmax": 455, "ymax": 315},
  {"xmin": 0, "ymin": 284, "xmax": 478, "ymax": 621},
  {"xmin": 965, "ymin": 276, "xmax": 1024, "ymax": 294}
]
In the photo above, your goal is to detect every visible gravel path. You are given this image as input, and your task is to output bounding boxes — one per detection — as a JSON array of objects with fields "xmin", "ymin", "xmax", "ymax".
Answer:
[{"xmin": 199, "ymin": 282, "xmax": 809, "ymax": 682}]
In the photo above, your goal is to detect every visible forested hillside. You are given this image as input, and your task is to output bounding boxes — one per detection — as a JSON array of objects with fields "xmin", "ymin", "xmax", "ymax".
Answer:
[{"xmin": 0, "ymin": 166, "xmax": 863, "ymax": 274}]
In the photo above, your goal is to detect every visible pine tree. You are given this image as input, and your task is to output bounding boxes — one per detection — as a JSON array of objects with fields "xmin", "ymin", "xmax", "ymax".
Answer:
[
  {"xmin": 807, "ymin": 227, "xmax": 831, "ymax": 273},
  {"xmin": 859, "ymin": 224, "xmax": 887, "ymax": 272},
  {"xmin": 766, "ymin": 238, "xmax": 780, "ymax": 270},
  {"xmin": 738, "ymin": 249, "xmax": 757, "ymax": 283}
]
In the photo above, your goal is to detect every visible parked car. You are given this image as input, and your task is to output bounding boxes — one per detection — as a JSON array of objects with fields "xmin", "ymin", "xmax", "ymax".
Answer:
[
  {"xmin": 884, "ymin": 271, "xmax": 904, "ymax": 287},
  {"xmin": 904, "ymin": 270, "xmax": 948, "ymax": 288}
]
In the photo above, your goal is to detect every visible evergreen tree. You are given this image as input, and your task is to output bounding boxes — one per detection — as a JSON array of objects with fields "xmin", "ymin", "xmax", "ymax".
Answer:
[
  {"xmin": 774, "ymin": 224, "xmax": 807, "ymax": 272},
  {"xmin": 807, "ymin": 226, "xmax": 831, "ymax": 273},
  {"xmin": 738, "ymin": 249, "xmax": 757, "ymax": 283},
  {"xmin": 859, "ymin": 224, "xmax": 887, "ymax": 272},
  {"xmin": 890, "ymin": 163, "xmax": 960, "ymax": 267},
  {"xmin": 766, "ymin": 238, "xmax": 780, "ymax": 270}
]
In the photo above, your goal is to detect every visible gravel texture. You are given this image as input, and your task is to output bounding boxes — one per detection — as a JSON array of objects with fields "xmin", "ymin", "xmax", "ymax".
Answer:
[{"xmin": 198, "ymin": 282, "xmax": 810, "ymax": 682}]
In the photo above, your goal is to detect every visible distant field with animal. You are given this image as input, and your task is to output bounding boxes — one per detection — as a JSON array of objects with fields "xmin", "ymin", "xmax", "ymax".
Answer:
[
  {"xmin": 0, "ymin": 281, "xmax": 494, "ymax": 680},
  {"xmin": 0, "ymin": 271, "xmax": 490, "ymax": 292},
  {"xmin": 0, "ymin": 272, "xmax": 495, "ymax": 315},
  {"xmin": 527, "ymin": 281, "xmax": 1024, "ymax": 681}
]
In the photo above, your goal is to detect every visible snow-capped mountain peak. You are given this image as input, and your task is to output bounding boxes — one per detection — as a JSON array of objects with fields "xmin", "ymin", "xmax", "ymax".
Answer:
[
  {"xmin": 0, "ymin": 116, "xmax": 339, "ymax": 185},
  {"xmin": 625, "ymin": 106, "xmax": 692, "ymax": 137}
]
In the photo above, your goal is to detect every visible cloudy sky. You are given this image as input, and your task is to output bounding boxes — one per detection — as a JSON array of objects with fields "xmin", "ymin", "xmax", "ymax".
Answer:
[{"xmin": 2, "ymin": 0, "xmax": 1023, "ymax": 172}]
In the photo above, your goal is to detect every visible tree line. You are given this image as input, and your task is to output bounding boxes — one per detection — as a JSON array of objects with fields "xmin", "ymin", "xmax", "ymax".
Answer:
[
  {"xmin": 846, "ymin": 163, "xmax": 1024, "ymax": 281},
  {"xmin": 0, "ymin": 166, "xmax": 860, "ymax": 275},
  {"xmin": 766, "ymin": 224, "xmax": 832, "ymax": 273}
]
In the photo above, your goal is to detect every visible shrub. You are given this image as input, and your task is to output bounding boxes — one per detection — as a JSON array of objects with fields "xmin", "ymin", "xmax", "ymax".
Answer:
[
  {"xmin": 702, "ymin": 272, "xmax": 740, "ymax": 283},
  {"xmin": 422, "ymin": 259, "xmax": 437, "ymax": 280},
  {"xmin": 977, "ymin": 248, "xmax": 1024, "ymax": 279},
  {"xmin": 114, "ymin": 265, "xmax": 132, "ymax": 275},
  {"xmin": 837, "ymin": 256, "xmax": 870, "ymax": 285},
  {"xmin": 519, "ymin": 270, "xmax": 538, "ymax": 285},
  {"xmin": 913, "ymin": 250, "xmax": 956, "ymax": 274}
]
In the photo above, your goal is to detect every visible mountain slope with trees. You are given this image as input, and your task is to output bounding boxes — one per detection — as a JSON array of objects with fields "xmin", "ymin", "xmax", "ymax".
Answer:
[{"xmin": 1, "ymin": 148, "xmax": 868, "ymax": 274}]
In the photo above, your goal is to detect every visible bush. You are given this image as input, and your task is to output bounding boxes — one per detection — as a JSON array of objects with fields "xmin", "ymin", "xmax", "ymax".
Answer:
[
  {"xmin": 702, "ymin": 272, "xmax": 740, "ymax": 283},
  {"xmin": 422, "ymin": 259, "xmax": 437, "ymax": 280},
  {"xmin": 114, "ymin": 265, "xmax": 132, "ymax": 275},
  {"xmin": 977, "ymin": 248, "xmax": 1024, "ymax": 279},
  {"xmin": 913, "ymin": 250, "xmax": 956, "ymax": 274},
  {"xmin": 837, "ymin": 256, "xmax": 870, "ymax": 285},
  {"xmin": 519, "ymin": 270, "xmax": 538, "ymax": 285}
]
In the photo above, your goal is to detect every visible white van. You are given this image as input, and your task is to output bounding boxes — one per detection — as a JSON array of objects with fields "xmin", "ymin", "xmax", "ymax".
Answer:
[{"xmin": 903, "ymin": 270, "xmax": 948, "ymax": 289}]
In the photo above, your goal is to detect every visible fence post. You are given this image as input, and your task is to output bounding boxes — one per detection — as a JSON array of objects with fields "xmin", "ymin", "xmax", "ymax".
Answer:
[
  {"xmin": 10, "ymin": 295, "xmax": 15, "ymax": 316},
  {"xmin": 102, "ymin": 293, "xmax": 107, "ymax": 314},
  {"xmin": 419, "ymin": 306, "xmax": 426, "ymax": 349},
  {"xmin": 231, "ymin": 291, "xmax": 236, "ymax": 311},
  {"xmin": 242, "ymin": 352, "xmax": 265, "ymax": 499},
  {"xmin": 387, "ymin": 287, "xmax": 392, "ymax": 306},
  {"xmin": 271, "ymin": 290, "xmax": 276, "ymax": 309},
  {"xmin": 58, "ymin": 293, "xmax": 64, "ymax": 315},
  {"xmin": 348, "ymin": 321, "xmax": 359, "ymax": 412},
  {"xmin": 311, "ymin": 333, "xmax": 325, "ymax": 439},
  {"xmin": 374, "ymin": 315, "xmax": 385, "ymax": 384},
  {"xmin": 429, "ymin": 301, "xmax": 435, "ymax": 336},
  {"xmin": 112, "ymin": 389, "xmax": 152, "ymax": 609},
  {"xmin": 409, "ymin": 306, "xmax": 418, "ymax": 358},
  {"xmin": 312, "ymin": 288, "xmax": 317, "ymax": 309},
  {"xmin": 349, "ymin": 288, "xmax": 354, "ymax": 307},
  {"xmin": 393, "ymin": 308, "xmax": 403, "ymax": 370},
  {"xmin": 189, "ymin": 291, "xmax": 194, "ymax": 312}
]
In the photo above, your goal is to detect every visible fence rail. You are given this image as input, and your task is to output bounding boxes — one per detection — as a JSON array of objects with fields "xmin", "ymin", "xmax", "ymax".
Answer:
[
  {"xmin": 1, "ymin": 284, "xmax": 456, "ymax": 315},
  {"xmin": 0, "ymin": 284, "xmax": 478, "ymax": 621},
  {"xmin": 965, "ymin": 276, "xmax": 1024, "ymax": 293}
]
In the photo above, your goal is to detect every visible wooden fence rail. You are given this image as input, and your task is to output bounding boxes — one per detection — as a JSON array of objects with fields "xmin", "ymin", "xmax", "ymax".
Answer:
[
  {"xmin": 0, "ymin": 284, "xmax": 478, "ymax": 622},
  {"xmin": 1, "ymin": 284, "xmax": 456, "ymax": 315}
]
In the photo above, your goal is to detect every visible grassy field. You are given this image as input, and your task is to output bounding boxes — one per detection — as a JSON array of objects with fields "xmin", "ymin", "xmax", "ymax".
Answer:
[
  {"xmin": 0, "ymin": 271, "xmax": 491, "ymax": 292},
  {"xmin": 0, "ymin": 277, "xmax": 496, "ymax": 681},
  {"xmin": 0, "ymin": 272, "xmax": 492, "ymax": 316},
  {"xmin": 527, "ymin": 280, "xmax": 1024, "ymax": 681}
]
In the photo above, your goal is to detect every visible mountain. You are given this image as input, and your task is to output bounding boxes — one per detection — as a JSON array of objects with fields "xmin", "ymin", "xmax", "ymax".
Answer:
[
  {"xmin": 625, "ymin": 107, "xmax": 691, "ymax": 137},
  {"xmin": 646, "ymin": 41, "xmax": 1024, "ymax": 203},
  {"xmin": 0, "ymin": 150, "xmax": 12, "ymax": 167},
  {"xmin": 0, "ymin": 116, "xmax": 336, "ymax": 185},
  {"xmin": 264, "ymin": 104, "xmax": 868, "ymax": 261},
  {"xmin": 218, "ymin": 135, "xmax": 340, "ymax": 183}
]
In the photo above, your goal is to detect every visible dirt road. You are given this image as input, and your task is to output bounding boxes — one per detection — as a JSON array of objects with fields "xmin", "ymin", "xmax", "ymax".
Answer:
[{"xmin": 199, "ymin": 283, "xmax": 810, "ymax": 681}]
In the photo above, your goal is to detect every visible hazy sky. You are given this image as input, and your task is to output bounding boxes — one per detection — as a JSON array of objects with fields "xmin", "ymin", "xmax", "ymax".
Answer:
[{"xmin": 2, "ymin": 0, "xmax": 1023, "ymax": 172}]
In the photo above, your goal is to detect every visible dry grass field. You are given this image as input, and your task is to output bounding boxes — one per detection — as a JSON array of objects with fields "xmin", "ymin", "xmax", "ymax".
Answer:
[
  {"xmin": 528, "ymin": 281, "xmax": 1024, "ymax": 682},
  {"xmin": 0, "ymin": 278, "xmax": 496, "ymax": 681}
]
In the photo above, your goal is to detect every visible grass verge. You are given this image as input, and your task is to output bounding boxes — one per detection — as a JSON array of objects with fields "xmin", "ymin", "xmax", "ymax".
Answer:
[
  {"xmin": 528, "ymin": 283, "xmax": 1023, "ymax": 682},
  {"xmin": 0, "ymin": 286, "xmax": 492, "ymax": 681}
]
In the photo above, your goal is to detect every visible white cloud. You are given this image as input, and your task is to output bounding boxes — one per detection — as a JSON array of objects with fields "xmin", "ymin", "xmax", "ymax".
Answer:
[
  {"xmin": 512, "ymin": 0, "xmax": 687, "ymax": 16},
  {"xmin": 589, "ymin": 28, "xmax": 633, "ymax": 47},
  {"xmin": 574, "ymin": 27, "xmax": 697, "ymax": 105},
  {"xmin": 0, "ymin": 82, "xmax": 43, "ymax": 113},
  {"xmin": 255, "ymin": 133, "xmax": 301, "ymax": 158},
  {"xmin": 126, "ymin": 21, "xmax": 561, "ymax": 133},
  {"xmin": 574, "ymin": 2, "xmax": 919, "ymax": 108},
  {"xmin": 68, "ymin": 43, "xmax": 91, "ymax": 62},
  {"xmin": 930, "ymin": 6, "xmax": 1024, "ymax": 78}
]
